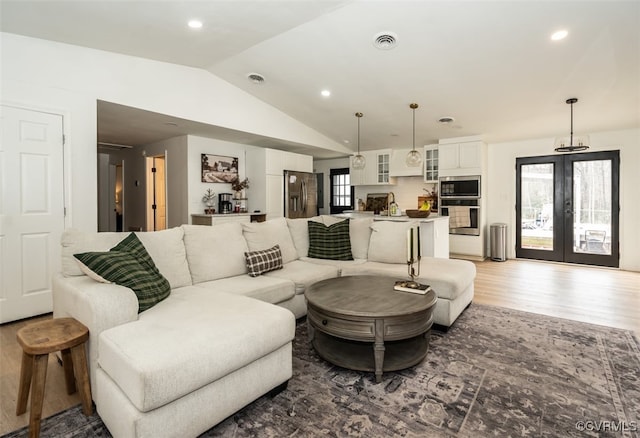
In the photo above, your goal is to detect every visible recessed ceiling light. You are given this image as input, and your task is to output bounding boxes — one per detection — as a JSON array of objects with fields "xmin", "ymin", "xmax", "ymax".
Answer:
[
  {"xmin": 343, "ymin": 140, "xmax": 350, "ymax": 144},
  {"xmin": 551, "ymin": 30, "xmax": 568, "ymax": 41},
  {"xmin": 188, "ymin": 20, "xmax": 203, "ymax": 29},
  {"xmin": 438, "ymin": 116, "xmax": 455, "ymax": 124},
  {"xmin": 164, "ymin": 122, "xmax": 178, "ymax": 127},
  {"xmin": 321, "ymin": 90, "xmax": 331, "ymax": 97},
  {"xmin": 247, "ymin": 73, "xmax": 265, "ymax": 84}
]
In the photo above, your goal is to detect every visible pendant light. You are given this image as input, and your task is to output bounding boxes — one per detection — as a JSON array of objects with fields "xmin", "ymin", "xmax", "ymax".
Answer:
[
  {"xmin": 554, "ymin": 98, "xmax": 589, "ymax": 153},
  {"xmin": 406, "ymin": 103, "xmax": 422, "ymax": 167},
  {"xmin": 352, "ymin": 112, "xmax": 366, "ymax": 169}
]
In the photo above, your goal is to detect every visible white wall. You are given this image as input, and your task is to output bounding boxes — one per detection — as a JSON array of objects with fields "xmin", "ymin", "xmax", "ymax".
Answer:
[
  {"xmin": 486, "ymin": 128, "xmax": 640, "ymax": 271},
  {"xmin": 186, "ymin": 135, "xmax": 258, "ymax": 218},
  {"xmin": 0, "ymin": 33, "xmax": 347, "ymax": 232}
]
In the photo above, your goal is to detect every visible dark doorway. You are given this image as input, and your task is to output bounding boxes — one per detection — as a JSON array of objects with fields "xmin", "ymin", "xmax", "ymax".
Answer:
[{"xmin": 329, "ymin": 168, "xmax": 354, "ymax": 214}]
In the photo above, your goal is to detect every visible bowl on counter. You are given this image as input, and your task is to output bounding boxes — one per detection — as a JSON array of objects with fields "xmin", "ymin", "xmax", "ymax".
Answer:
[{"xmin": 405, "ymin": 209, "xmax": 431, "ymax": 218}]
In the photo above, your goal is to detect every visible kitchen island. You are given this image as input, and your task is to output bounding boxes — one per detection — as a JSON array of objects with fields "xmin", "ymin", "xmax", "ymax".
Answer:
[{"xmin": 334, "ymin": 212, "xmax": 449, "ymax": 258}]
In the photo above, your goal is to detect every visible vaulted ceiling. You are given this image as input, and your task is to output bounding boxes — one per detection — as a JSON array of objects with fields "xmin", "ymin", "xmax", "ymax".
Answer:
[{"xmin": 2, "ymin": 1, "xmax": 638, "ymax": 155}]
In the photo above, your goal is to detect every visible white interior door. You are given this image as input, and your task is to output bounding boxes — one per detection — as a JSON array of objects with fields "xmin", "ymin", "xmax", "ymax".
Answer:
[
  {"xmin": 145, "ymin": 155, "xmax": 167, "ymax": 231},
  {"xmin": 154, "ymin": 156, "xmax": 166, "ymax": 231},
  {"xmin": 0, "ymin": 105, "xmax": 65, "ymax": 323}
]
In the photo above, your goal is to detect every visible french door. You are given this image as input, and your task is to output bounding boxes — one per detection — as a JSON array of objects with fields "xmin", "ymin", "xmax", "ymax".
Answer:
[{"xmin": 516, "ymin": 151, "xmax": 619, "ymax": 267}]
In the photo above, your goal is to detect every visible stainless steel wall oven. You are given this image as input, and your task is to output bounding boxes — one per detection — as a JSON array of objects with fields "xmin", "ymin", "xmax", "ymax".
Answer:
[{"xmin": 439, "ymin": 176, "xmax": 481, "ymax": 236}]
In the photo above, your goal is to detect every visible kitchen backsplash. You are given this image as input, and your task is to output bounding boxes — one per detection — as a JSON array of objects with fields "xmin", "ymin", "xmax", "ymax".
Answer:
[{"xmin": 354, "ymin": 176, "xmax": 437, "ymax": 213}]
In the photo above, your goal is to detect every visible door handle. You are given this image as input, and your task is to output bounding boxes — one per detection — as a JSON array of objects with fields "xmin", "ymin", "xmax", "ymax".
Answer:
[{"xmin": 301, "ymin": 180, "xmax": 307, "ymax": 213}]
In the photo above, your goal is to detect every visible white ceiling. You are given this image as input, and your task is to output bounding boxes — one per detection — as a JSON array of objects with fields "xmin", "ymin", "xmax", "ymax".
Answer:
[{"xmin": 2, "ymin": 1, "xmax": 639, "ymax": 157}]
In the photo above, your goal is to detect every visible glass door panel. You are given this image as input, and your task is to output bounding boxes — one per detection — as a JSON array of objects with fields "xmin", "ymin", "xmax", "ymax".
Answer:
[
  {"xmin": 519, "ymin": 163, "xmax": 554, "ymax": 251},
  {"xmin": 564, "ymin": 151, "xmax": 619, "ymax": 267},
  {"xmin": 572, "ymin": 160, "xmax": 612, "ymax": 255}
]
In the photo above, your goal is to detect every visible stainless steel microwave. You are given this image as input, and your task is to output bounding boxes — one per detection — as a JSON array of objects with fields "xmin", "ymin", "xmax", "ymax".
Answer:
[{"xmin": 439, "ymin": 175, "xmax": 481, "ymax": 199}]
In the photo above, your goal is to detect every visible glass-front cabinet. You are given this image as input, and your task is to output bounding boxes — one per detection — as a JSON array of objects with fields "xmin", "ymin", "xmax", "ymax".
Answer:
[
  {"xmin": 423, "ymin": 144, "xmax": 438, "ymax": 182},
  {"xmin": 376, "ymin": 150, "xmax": 390, "ymax": 184}
]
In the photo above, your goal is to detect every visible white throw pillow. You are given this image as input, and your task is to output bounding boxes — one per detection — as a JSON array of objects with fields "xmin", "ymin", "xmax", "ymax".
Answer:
[
  {"xmin": 136, "ymin": 227, "xmax": 192, "ymax": 289},
  {"xmin": 182, "ymin": 223, "xmax": 249, "ymax": 283},
  {"xmin": 368, "ymin": 220, "xmax": 419, "ymax": 264},
  {"xmin": 242, "ymin": 218, "xmax": 299, "ymax": 264},
  {"xmin": 286, "ymin": 217, "xmax": 322, "ymax": 258},
  {"xmin": 349, "ymin": 218, "xmax": 374, "ymax": 260}
]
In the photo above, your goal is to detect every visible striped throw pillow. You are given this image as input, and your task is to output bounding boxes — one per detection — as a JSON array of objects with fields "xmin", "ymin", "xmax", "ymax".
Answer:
[
  {"xmin": 74, "ymin": 233, "xmax": 170, "ymax": 313},
  {"xmin": 245, "ymin": 245, "xmax": 283, "ymax": 277},
  {"xmin": 307, "ymin": 219, "xmax": 353, "ymax": 260}
]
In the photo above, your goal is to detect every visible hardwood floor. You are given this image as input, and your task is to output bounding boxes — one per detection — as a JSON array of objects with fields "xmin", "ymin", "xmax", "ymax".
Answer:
[
  {"xmin": 0, "ymin": 259, "xmax": 638, "ymax": 435},
  {"xmin": 472, "ymin": 259, "xmax": 640, "ymax": 334}
]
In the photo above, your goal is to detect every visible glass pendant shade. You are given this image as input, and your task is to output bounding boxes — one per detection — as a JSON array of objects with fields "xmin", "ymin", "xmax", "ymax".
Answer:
[
  {"xmin": 406, "ymin": 149, "xmax": 422, "ymax": 167},
  {"xmin": 406, "ymin": 103, "xmax": 422, "ymax": 167},
  {"xmin": 554, "ymin": 98, "xmax": 590, "ymax": 153},
  {"xmin": 353, "ymin": 112, "xmax": 366, "ymax": 169},
  {"xmin": 352, "ymin": 154, "xmax": 366, "ymax": 169}
]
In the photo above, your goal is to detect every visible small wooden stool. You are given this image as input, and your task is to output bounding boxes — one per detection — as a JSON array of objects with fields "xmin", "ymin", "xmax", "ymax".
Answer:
[{"xmin": 16, "ymin": 317, "xmax": 92, "ymax": 438}]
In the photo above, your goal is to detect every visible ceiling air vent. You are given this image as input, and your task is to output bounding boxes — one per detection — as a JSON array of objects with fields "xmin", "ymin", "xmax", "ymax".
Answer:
[
  {"xmin": 247, "ymin": 73, "xmax": 265, "ymax": 84},
  {"xmin": 373, "ymin": 32, "xmax": 398, "ymax": 50}
]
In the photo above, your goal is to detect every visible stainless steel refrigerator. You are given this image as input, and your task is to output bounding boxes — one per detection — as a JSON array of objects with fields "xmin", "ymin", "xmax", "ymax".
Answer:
[{"xmin": 284, "ymin": 170, "xmax": 318, "ymax": 218}]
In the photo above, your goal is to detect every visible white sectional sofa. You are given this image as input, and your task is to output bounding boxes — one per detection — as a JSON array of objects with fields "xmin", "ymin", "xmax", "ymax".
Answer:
[{"xmin": 53, "ymin": 215, "xmax": 476, "ymax": 438}]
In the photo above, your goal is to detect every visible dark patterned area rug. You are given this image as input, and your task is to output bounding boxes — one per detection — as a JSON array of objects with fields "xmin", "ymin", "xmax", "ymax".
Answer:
[{"xmin": 4, "ymin": 304, "xmax": 639, "ymax": 438}]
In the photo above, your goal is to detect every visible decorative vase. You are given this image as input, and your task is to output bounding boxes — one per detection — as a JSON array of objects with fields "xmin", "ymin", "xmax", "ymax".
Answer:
[{"xmin": 235, "ymin": 190, "xmax": 243, "ymax": 199}]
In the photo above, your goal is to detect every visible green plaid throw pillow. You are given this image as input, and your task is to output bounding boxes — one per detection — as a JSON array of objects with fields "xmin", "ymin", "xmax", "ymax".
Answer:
[
  {"xmin": 307, "ymin": 219, "xmax": 353, "ymax": 260},
  {"xmin": 245, "ymin": 245, "xmax": 283, "ymax": 277},
  {"xmin": 74, "ymin": 233, "xmax": 170, "ymax": 313}
]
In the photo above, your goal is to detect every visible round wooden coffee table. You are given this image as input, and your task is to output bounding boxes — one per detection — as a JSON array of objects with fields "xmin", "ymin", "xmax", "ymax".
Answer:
[{"xmin": 305, "ymin": 275, "xmax": 437, "ymax": 383}]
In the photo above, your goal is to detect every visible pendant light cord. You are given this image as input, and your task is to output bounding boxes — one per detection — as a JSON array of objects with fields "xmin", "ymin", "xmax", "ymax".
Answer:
[{"xmin": 412, "ymin": 106, "xmax": 416, "ymax": 151}]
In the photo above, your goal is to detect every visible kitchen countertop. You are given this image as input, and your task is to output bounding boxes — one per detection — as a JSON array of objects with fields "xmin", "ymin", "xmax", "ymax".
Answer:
[
  {"xmin": 334, "ymin": 212, "xmax": 446, "ymax": 222},
  {"xmin": 192, "ymin": 212, "xmax": 257, "ymax": 217}
]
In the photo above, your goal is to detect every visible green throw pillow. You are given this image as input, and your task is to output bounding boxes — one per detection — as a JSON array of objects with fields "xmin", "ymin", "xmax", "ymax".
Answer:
[
  {"xmin": 110, "ymin": 232, "xmax": 158, "ymax": 272},
  {"xmin": 307, "ymin": 219, "xmax": 353, "ymax": 260},
  {"xmin": 74, "ymin": 233, "xmax": 170, "ymax": 313}
]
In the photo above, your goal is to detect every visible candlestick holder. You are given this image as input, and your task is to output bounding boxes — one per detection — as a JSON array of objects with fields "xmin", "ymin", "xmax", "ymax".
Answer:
[
  {"xmin": 393, "ymin": 255, "xmax": 430, "ymax": 294},
  {"xmin": 404, "ymin": 254, "xmax": 423, "ymax": 289}
]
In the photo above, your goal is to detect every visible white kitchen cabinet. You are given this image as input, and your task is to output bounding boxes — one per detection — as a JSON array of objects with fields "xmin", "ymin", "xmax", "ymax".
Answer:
[
  {"xmin": 266, "ymin": 148, "xmax": 312, "ymax": 175},
  {"xmin": 423, "ymin": 144, "xmax": 438, "ymax": 182},
  {"xmin": 390, "ymin": 148, "xmax": 422, "ymax": 177},
  {"xmin": 350, "ymin": 149, "xmax": 394, "ymax": 186},
  {"xmin": 266, "ymin": 174, "xmax": 284, "ymax": 219},
  {"xmin": 438, "ymin": 140, "xmax": 486, "ymax": 176},
  {"xmin": 419, "ymin": 217, "xmax": 449, "ymax": 258},
  {"xmin": 191, "ymin": 214, "xmax": 251, "ymax": 225}
]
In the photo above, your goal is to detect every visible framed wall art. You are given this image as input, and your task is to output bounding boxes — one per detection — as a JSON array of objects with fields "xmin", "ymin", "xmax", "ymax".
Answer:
[{"xmin": 201, "ymin": 154, "xmax": 239, "ymax": 183}]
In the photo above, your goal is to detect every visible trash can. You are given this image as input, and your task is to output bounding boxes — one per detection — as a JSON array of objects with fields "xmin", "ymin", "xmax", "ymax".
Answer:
[{"xmin": 490, "ymin": 223, "xmax": 507, "ymax": 261}]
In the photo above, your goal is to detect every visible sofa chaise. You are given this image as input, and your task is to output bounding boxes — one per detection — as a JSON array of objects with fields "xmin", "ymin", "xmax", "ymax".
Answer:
[{"xmin": 53, "ymin": 215, "xmax": 476, "ymax": 437}]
